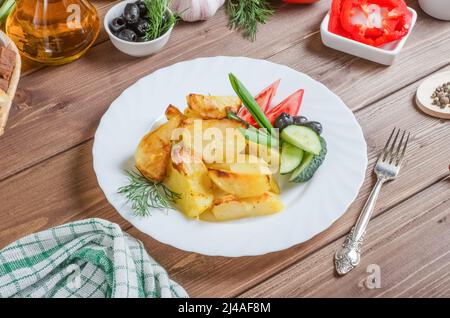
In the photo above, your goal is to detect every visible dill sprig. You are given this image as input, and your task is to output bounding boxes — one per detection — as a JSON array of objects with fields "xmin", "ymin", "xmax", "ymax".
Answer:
[
  {"xmin": 226, "ymin": 0, "xmax": 274, "ymax": 41},
  {"xmin": 118, "ymin": 170, "xmax": 180, "ymax": 217},
  {"xmin": 143, "ymin": 0, "xmax": 176, "ymax": 41}
]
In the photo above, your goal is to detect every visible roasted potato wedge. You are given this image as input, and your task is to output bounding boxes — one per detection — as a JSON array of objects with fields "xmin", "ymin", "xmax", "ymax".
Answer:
[
  {"xmin": 164, "ymin": 143, "xmax": 213, "ymax": 218},
  {"xmin": 165, "ymin": 104, "xmax": 184, "ymax": 120},
  {"xmin": 269, "ymin": 175, "xmax": 281, "ymax": 194},
  {"xmin": 247, "ymin": 140, "xmax": 281, "ymax": 174},
  {"xmin": 198, "ymin": 211, "xmax": 218, "ymax": 222},
  {"xmin": 208, "ymin": 169, "xmax": 271, "ymax": 198},
  {"xmin": 184, "ymin": 107, "xmax": 203, "ymax": 119},
  {"xmin": 187, "ymin": 94, "xmax": 241, "ymax": 119},
  {"xmin": 135, "ymin": 105, "xmax": 184, "ymax": 181},
  {"xmin": 210, "ymin": 192, "xmax": 284, "ymax": 221},
  {"xmin": 180, "ymin": 119, "xmax": 246, "ymax": 163},
  {"xmin": 206, "ymin": 154, "xmax": 272, "ymax": 175}
]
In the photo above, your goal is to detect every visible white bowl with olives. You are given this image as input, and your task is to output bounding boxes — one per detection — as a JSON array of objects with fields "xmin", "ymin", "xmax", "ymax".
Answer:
[{"xmin": 104, "ymin": 0, "xmax": 175, "ymax": 57}]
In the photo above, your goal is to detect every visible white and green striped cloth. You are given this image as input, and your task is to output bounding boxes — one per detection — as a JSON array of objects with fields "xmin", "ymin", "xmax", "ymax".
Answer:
[{"xmin": 0, "ymin": 218, "xmax": 188, "ymax": 298}]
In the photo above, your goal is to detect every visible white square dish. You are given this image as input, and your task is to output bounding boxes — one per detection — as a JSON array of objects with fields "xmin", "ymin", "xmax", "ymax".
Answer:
[{"xmin": 320, "ymin": 7, "xmax": 417, "ymax": 66}]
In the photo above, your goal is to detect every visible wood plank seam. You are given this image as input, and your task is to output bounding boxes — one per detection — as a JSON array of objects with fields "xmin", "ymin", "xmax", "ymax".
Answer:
[
  {"xmin": 0, "ymin": 138, "xmax": 90, "ymax": 184},
  {"xmin": 350, "ymin": 61, "xmax": 450, "ymax": 113},
  {"xmin": 376, "ymin": 251, "xmax": 450, "ymax": 297},
  {"xmin": 234, "ymin": 175, "xmax": 449, "ymax": 297}
]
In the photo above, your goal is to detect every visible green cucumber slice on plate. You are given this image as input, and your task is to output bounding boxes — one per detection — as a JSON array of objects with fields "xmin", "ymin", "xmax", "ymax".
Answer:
[
  {"xmin": 290, "ymin": 137, "xmax": 327, "ymax": 183},
  {"xmin": 280, "ymin": 142, "xmax": 304, "ymax": 174},
  {"xmin": 281, "ymin": 125, "xmax": 322, "ymax": 155}
]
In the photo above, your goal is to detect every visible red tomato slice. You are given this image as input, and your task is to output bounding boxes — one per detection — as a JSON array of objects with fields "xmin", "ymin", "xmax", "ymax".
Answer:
[
  {"xmin": 239, "ymin": 79, "xmax": 280, "ymax": 126},
  {"xmin": 266, "ymin": 89, "xmax": 304, "ymax": 125},
  {"xmin": 256, "ymin": 78, "xmax": 280, "ymax": 112}
]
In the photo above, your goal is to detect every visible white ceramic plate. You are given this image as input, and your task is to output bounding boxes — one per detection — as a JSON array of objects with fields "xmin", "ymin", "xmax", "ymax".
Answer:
[{"xmin": 93, "ymin": 56, "xmax": 367, "ymax": 257}]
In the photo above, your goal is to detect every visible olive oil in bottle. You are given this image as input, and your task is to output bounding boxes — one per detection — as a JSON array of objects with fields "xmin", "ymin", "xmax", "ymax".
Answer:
[{"xmin": 6, "ymin": 0, "xmax": 100, "ymax": 65}]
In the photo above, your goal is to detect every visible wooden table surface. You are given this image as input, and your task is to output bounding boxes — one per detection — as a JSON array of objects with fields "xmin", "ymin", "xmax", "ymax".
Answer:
[{"xmin": 0, "ymin": 0, "xmax": 449, "ymax": 298}]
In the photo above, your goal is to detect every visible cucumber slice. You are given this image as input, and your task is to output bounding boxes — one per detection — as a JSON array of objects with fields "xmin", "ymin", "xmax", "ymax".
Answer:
[
  {"xmin": 280, "ymin": 142, "xmax": 304, "ymax": 174},
  {"xmin": 290, "ymin": 137, "xmax": 327, "ymax": 183},
  {"xmin": 281, "ymin": 125, "xmax": 322, "ymax": 155}
]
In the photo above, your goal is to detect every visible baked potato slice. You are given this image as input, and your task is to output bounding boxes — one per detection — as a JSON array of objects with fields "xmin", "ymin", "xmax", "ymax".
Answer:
[
  {"xmin": 187, "ymin": 94, "xmax": 241, "ymax": 119},
  {"xmin": 210, "ymin": 192, "xmax": 284, "ymax": 221},
  {"xmin": 206, "ymin": 154, "xmax": 272, "ymax": 175},
  {"xmin": 269, "ymin": 175, "xmax": 281, "ymax": 194},
  {"xmin": 165, "ymin": 104, "xmax": 184, "ymax": 121},
  {"xmin": 208, "ymin": 169, "xmax": 271, "ymax": 198},
  {"xmin": 184, "ymin": 107, "xmax": 203, "ymax": 119},
  {"xmin": 247, "ymin": 140, "xmax": 281, "ymax": 174},
  {"xmin": 164, "ymin": 143, "xmax": 213, "ymax": 218},
  {"xmin": 180, "ymin": 119, "xmax": 246, "ymax": 163},
  {"xmin": 135, "ymin": 105, "xmax": 184, "ymax": 181},
  {"xmin": 198, "ymin": 211, "xmax": 218, "ymax": 222}
]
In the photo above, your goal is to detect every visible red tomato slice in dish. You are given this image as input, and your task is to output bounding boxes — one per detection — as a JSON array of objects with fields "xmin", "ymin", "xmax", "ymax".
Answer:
[{"xmin": 266, "ymin": 89, "xmax": 304, "ymax": 125}]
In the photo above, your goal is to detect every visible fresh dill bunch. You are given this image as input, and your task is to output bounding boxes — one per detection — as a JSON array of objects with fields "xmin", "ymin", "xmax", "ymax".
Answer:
[
  {"xmin": 226, "ymin": 0, "xmax": 274, "ymax": 41},
  {"xmin": 143, "ymin": 0, "xmax": 176, "ymax": 41},
  {"xmin": 118, "ymin": 170, "xmax": 180, "ymax": 217}
]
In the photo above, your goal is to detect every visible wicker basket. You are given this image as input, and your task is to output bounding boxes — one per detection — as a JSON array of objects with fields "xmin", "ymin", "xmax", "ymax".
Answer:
[{"xmin": 0, "ymin": 30, "xmax": 21, "ymax": 136}]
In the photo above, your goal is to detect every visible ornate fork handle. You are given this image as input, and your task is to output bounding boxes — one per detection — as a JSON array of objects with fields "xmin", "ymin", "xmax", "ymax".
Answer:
[{"xmin": 334, "ymin": 177, "xmax": 385, "ymax": 275}]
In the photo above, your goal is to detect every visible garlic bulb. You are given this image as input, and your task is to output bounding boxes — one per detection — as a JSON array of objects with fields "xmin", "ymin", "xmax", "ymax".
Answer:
[{"xmin": 171, "ymin": 0, "xmax": 225, "ymax": 22}]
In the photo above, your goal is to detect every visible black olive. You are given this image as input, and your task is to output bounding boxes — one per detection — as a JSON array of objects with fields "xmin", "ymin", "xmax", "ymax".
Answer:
[
  {"xmin": 274, "ymin": 112, "xmax": 294, "ymax": 131},
  {"xmin": 124, "ymin": 3, "xmax": 140, "ymax": 25},
  {"xmin": 117, "ymin": 28, "xmax": 137, "ymax": 42},
  {"xmin": 305, "ymin": 121, "xmax": 323, "ymax": 135},
  {"xmin": 135, "ymin": 1, "xmax": 148, "ymax": 18},
  {"xmin": 293, "ymin": 116, "xmax": 308, "ymax": 125},
  {"xmin": 134, "ymin": 19, "xmax": 150, "ymax": 36},
  {"xmin": 109, "ymin": 16, "xmax": 126, "ymax": 33}
]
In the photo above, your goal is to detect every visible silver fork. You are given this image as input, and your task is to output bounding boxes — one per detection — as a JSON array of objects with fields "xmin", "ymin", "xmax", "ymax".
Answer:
[{"xmin": 334, "ymin": 127, "xmax": 410, "ymax": 275}]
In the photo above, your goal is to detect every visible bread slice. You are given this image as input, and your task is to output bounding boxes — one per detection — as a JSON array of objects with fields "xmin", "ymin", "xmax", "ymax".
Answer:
[
  {"xmin": 0, "ymin": 31, "xmax": 21, "ymax": 136},
  {"xmin": 0, "ymin": 88, "xmax": 11, "ymax": 129}
]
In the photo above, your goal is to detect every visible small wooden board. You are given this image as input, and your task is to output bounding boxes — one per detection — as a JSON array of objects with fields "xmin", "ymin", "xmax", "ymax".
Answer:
[{"xmin": 416, "ymin": 71, "xmax": 450, "ymax": 120}]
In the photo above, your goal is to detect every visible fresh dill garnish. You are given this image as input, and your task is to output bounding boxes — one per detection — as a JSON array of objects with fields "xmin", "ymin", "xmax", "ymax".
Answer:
[
  {"xmin": 226, "ymin": 0, "xmax": 274, "ymax": 41},
  {"xmin": 143, "ymin": 0, "xmax": 177, "ymax": 41},
  {"xmin": 118, "ymin": 170, "xmax": 180, "ymax": 217}
]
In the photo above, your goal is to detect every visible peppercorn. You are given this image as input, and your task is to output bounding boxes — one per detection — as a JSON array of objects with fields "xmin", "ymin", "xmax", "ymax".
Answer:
[{"xmin": 430, "ymin": 82, "xmax": 450, "ymax": 108}]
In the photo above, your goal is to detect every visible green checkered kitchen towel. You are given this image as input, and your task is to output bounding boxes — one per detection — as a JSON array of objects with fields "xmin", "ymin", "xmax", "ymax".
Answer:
[{"xmin": 0, "ymin": 218, "xmax": 188, "ymax": 298}]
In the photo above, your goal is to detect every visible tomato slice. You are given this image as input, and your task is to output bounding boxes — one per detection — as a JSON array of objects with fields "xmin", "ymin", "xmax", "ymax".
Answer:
[
  {"xmin": 239, "ymin": 79, "xmax": 280, "ymax": 125},
  {"xmin": 256, "ymin": 79, "xmax": 280, "ymax": 112},
  {"xmin": 266, "ymin": 89, "xmax": 304, "ymax": 125},
  {"xmin": 329, "ymin": 0, "xmax": 412, "ymax": 47}
]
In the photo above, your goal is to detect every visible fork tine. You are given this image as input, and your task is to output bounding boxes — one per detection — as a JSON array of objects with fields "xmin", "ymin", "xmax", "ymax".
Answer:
[
  {"xmin": 383, "ymin": 128, "xmax": 400, "ymax": 162},
  {"xmin": 381, "ymin": 127, "xmax": 396, "ymax": 161},
  {"xmin": 390, "ymin": 129, "xmax": 406, "ymax": 164},
  {"xmin": 396, "ymin": 131, "xmax": 410, "ymax": 166}
]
